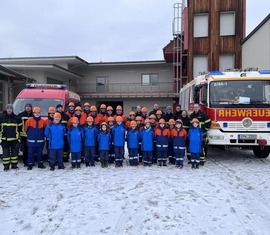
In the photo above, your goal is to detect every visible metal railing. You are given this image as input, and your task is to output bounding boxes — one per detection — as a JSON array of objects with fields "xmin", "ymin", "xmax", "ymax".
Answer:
[{"xmin": 77, "ymin": 82, "xmax": 177, "ymax": 98}]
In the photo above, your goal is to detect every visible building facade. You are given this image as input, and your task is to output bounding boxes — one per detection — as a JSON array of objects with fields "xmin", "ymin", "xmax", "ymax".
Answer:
[
  {"xmin": 242, "ymin": 14, "xmax": 270, "ymax": 70},
  {"xmin": 0, "ymin": 57, "xmax": 174, "ymax": 116}
]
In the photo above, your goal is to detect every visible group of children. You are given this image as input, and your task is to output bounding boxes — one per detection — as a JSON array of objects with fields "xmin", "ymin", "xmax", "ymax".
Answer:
[{"xmin": 24, "ymin": 104, "xmax": 204, "ymax": 171}]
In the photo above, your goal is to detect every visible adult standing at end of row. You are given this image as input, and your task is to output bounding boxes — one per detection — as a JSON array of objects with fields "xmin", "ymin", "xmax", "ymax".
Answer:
[{"xmin": 0, "ymin": 104, "xmax": 22, "ymax": 171}]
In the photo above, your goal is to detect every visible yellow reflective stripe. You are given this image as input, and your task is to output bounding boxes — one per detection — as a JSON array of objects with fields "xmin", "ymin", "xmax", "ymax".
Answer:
[
  {"xmin": 205, "ymin": 119, "xmax": 211, "ymax": 123},
  {"xmin": 182, "ymin": 126, "xmax": 190, "ymax": 129},
  {"xmin": 6, "ymin": 138, "xmax": 19, "ymax": 141},
  {"xmin": 2, "ymin": 123, "xmax": 19, "ymax": 127}
]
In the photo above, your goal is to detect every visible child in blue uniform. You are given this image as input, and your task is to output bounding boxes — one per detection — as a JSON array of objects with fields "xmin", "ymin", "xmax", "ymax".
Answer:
[
  {"xmin": 83, "ymin": 116, "xmax": 98, "ymax": 167},
  {"xmin": 171, "ymin": 119, "xmax": 187, "ymax": 168},
  {"xmin": 155, "ymin": 118, "xmax": 170, "ymax": 167},
  {"xmin": 126, "ymin": 121, "xmax": 140, "ymax": 166},
  {"xmin": 140, "ymin": 118, "xmax": 154, "ymax": 166},
  {"xmin": 44, "ymin": 112, "xmax": 66, "ymax": 171},
  {"xmin": 67, "ymin": 117, "xmax": 84, "ymax": 169},
  {"xmin": 112, "ymin": 116, "xmax": 126, "ymax": 167},
  {"xmin": 98, "ymin": 122, "xmax": 111, "ymax": 168},
  {"xmin": 188, "ymin": 118, "xmax": 203, "ymax": 169}
]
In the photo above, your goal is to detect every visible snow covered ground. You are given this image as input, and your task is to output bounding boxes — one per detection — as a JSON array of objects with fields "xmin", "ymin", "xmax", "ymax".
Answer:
[{"xmin": 1, "ymin": 147, "xmax": 270, "ymax": 235}]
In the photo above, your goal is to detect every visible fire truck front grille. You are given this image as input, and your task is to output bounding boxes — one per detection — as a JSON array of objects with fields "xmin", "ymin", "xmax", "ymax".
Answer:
[{"xmin": 226, "ymin": 123, "xmax": 266, "ymax": 131}]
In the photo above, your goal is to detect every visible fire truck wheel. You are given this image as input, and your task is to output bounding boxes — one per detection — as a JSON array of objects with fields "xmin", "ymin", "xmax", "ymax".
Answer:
[{"xmin": 253, "ymin": 146, "xmax": 270, "ymax": 158}]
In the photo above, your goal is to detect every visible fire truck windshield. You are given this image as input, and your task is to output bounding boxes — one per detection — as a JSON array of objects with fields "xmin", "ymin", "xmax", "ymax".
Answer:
[
  {"xmin": 13, "ymin": 98, "xmax": 64, "ymax": 116},
  {"xmin": 209, "ymin": 80, "xmax": 270, "ymax": 108}
]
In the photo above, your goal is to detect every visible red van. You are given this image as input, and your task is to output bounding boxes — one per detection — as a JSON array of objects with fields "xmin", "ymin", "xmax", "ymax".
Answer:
[{"xmin": 13, "ymin": 84, "xmax": 81, "ymax": 117}]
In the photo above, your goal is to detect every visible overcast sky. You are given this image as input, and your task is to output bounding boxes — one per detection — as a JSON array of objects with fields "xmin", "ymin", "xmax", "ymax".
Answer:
[{"xmin": 0, "ymin": 0, "xmax": 269, "ymax": 62}]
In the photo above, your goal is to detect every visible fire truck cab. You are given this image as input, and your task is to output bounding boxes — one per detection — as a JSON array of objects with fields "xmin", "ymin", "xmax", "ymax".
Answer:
[
  {"xmin": 13, "ymin": 84, "xmax": 81, "ymax": 117},
  {"xmin": 180, "ymin": 69, "xmax": 270, "ymax": 158}
]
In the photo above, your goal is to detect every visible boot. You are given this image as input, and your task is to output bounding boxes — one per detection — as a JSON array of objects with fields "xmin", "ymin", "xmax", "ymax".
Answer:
[
  {"xmin": 11, "ymin": 163, "xmax": 19, "ymax": 170},
  {"xmin": 196, "ymin": 164, "xmax": 199, "ymax": 169},
  {"xmin": 50, "ymin": 166, "xmax": 55, "ymax": 171},
  {"xmin": 85, "ymin": 162, "xmax": 90, "ymax": 167},
  {"xmin": 105, "ymin": 160, "xmax": 108, "ymax": 168},
  {"xmin": 158, "ymin": 161, "xmax": 162, "ymax": 167},
  {"xmin": 76, "ymin": 162, "xmax": 81, "ymax": 169},
  {"xmin": 4, "ymin": 164, "xmax": 10, "ymax": 171},
  {"xmin": 71, "ymin": 163, "xmax": 76, "ymax": 169},
  {"xmin": 38, "ymin": 163, "xmax": 46, "ymax": 169},
  {"xmin": 27, "ymin": 165, "xmax": 33, "ymax": 170},
  {"xmin": 192, "ymin": 164, "xmax": 195, "ymax": 169},
  {"xmin": 58, "ymin": 165, "xmax": 65, "ymax": 170},
  {"xmin": 163, "ymin": 161, "xmax": 167, "ymax": 167}
]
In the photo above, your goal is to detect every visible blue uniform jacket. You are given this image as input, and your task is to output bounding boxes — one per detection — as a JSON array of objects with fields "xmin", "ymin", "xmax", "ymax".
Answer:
[
  {"xmin": 67, "ymin": 126, "xmax": 84, "ymax": 153},
  {"xmin": 44, "ymin": 123, "xmax": 66, "ymax": 150},
  {"xmin": 111, "ymin": 123, "xmax": 126, "ymax": 147},
  {"xmin": 140, "ymin": 127, "xmax": 154, "ymax": 151},
  {"xmin": 188, "ymin": 127, "xmax": 203, "ymax": 153},
  {"xmin": 98, "ymin": 131, "xmax": 111, "ymax": 151},
  {"xmin": 83, "ymin": 125, "xmax": 98, "ymax": 147},
  {"xmin": 126, "ymin": 128, "xmax": 140, "ymax": 149},
  {"xmin": 25, "ymin": 116, "xmax": 45, "ymax": 147}
]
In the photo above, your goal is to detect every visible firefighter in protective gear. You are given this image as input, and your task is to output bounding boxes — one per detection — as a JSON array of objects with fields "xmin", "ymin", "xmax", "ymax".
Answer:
[
  {"xmin": 0, "ymin": 104, "xmax": 22, "ymax": 171},
  {"xmin": 190, "ymin": 103, "xmax": 211, "ymax": 165},
  {"xmin": 18, "ymin": 103, "xmax": 33, "ymax": 166},
  {"xmin": 56, "ymin": 104, "xmax": 70, "ymax": 162}
]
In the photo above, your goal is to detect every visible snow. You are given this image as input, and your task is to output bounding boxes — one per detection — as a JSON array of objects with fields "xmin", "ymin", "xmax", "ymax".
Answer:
[{"xmin": 1, "ymin": 147, "xmax": 270, "ymax": 235}]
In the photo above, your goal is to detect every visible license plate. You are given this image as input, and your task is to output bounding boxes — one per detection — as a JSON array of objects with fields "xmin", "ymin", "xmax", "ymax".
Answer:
[{"xmin": 238, "ymin": 134, "xmax": 257, "ymax": 140}]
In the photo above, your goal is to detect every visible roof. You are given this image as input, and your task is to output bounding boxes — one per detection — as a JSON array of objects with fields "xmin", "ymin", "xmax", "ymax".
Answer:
[
  {"xmin": 0, "ymin": 55, "xmax": 88, "ymax": 67},
  {"xmin": 242, "ymin": 13, "xmax": 270, "ymax": 44},
  {"xmin": 0, "ymin": 64, "xmax": 34, "ymax": 81}
]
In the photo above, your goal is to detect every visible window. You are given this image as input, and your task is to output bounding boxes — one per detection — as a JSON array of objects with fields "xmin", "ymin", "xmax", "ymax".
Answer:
[
  {"xmin": 219, "ymin": 54, "xmax": 235, "ymax": 71},
  {"xmin": 141, "ymin": 74, "xmax": 158, "ymax": 86},
  {"xmin": 193, "ymin": 56, "xmax": 208, "ymax": 77},
  {"xmin": 220, "ymin": 12, "xmax": 235, "ymax": 36},
  {"xmin": 194, "ymin": 13, "xmax": 208, "ymax": 37},
  {"xmin": 96, "ymin": 76, "xmax": 109, "ymax": 92},
  {"xmin": 47, "ymin": 77, "xmax": 63, "ymax": 84}
]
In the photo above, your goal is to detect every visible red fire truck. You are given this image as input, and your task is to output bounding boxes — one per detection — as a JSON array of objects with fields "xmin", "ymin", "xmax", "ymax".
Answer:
[
  {"xmin": 13, "ymin": 84, "xmax": 81, "ymax": 117},
  {"xmin": 179, "ymin": 69, "xmax": 270, "ymax": 158}
]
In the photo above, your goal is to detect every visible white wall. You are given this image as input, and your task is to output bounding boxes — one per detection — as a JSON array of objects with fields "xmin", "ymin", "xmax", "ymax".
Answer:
[{"xmin": 242, "ymin": 20, "xmax": 270, "ymax": 70}]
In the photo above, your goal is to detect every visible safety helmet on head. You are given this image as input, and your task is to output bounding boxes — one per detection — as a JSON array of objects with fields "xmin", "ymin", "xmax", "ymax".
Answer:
[
  {"xmin": 129, "ymin": 111, "xmax": 135, "ymax": 116},
  {"xmin": 54, "ymin": 113, "xmax": 61, "ymax": 120},
  {"xmin": 176, "ymin": 119, "xmax": 183, "ymax": 124},
  {"xmin": 75, "ymin": 106, "xmax": 82, "ymax": 111},
  {"xmin": 191, "ymin": 118, "xmax": 199, "ymax": 123},
  {"xmin": 130, "ymin": 121, "xmax": 137, "ymax": 127},
  {"xmin": 86, "ymin": 116, "xmax": 94, "ymax": 122},
  {"xmin": 116, "ymin": 105, "xmax": 122, "ymax": 111},
  {"xmin": 90, "ymin": 105, "xmax": 97, "ymax": 112},
  {"xmin": 48, "ymin": 107, "xmax": 55, "ymax": 113},
  {"xmin": 101, "ymin": 122, "xmax": 108, "ymax": 127},
  {"xmin": 159, "ymin": 118, "xmax": 166, "ymax": 124},
  {"xmin": 135, "ymin": 116, "xmax": 142, "ymax": 121},
  {"xmin": 116, "ymin": 116, "xmax": 123, "ymax": 122},
  {"xmin": 144, "ymin": 118, "xmax": 150, "ymax": 124},
  {"xmin": 71, "ymin": 117, "xmax": 79, "ymax": 123},
  {"xmin": 68, "ymin": 102, "xmax": 75, "ymax": 107},
  {"xmin": 156, "ymin": 110, "xmax": 162, "ymax": 115},
  {"xmin": 142, "ymin": 107, "xmax": 147, "ymax": 113},
  {"xmin": 168, "ymin": 119, "xmax": 175, "ymax": 125},
  {"xmin": 100, "ymin": 104, "xmax": 106, "ymax": 109},
  {"xmin": 107, "ymin": 106, "xmax": 113, "ymax": 111},
  {"xmin": 108, "ymin": 117, "xmax": 114, "ymax": 122},
  {"xmin": 149, "ymin": 114, "xmax": 156, "ymax": 120},
  {"xmin": 33, "ymin": 106, "xmax": 40, "ymax": 113},
  {"xmin": 84, "ymin": 102, "xmax": 90, "ymax": 107}
]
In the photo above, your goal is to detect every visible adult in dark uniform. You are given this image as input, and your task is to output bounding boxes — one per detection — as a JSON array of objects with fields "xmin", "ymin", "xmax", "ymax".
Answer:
[
  {"xmin": 18, "ymin": 103, "xmax": 33, "ymax": 166},
  {"xmin": 0, "ymin": 104, "xmax": 22, "ymax": 171}
]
